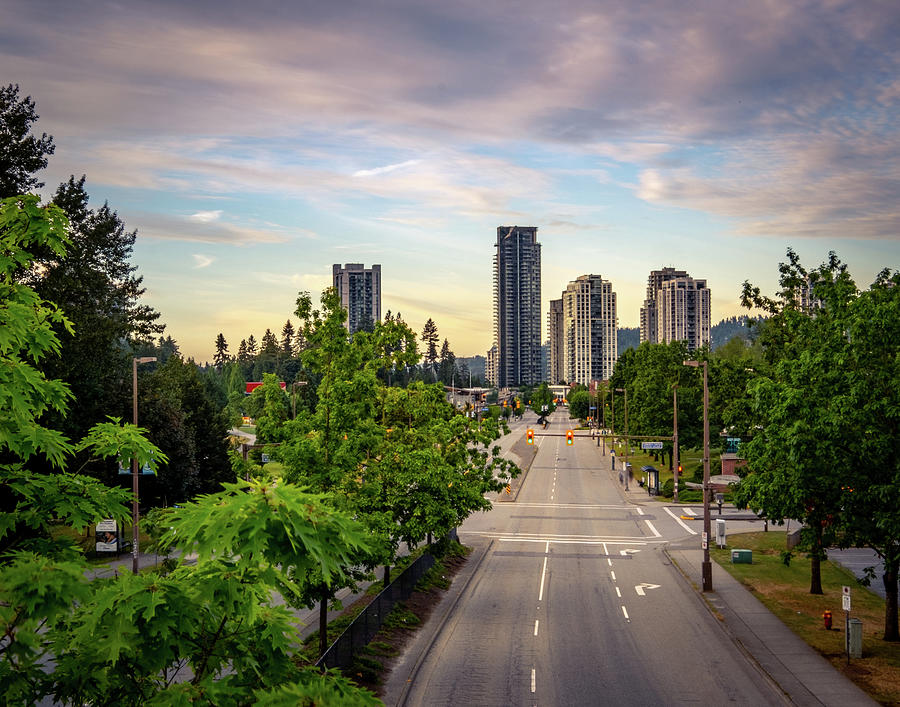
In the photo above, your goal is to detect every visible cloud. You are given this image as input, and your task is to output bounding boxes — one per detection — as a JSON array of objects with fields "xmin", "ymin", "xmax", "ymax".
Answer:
[
  {"xmin": 189, "ymin": 210, "xmax": 223, "ymax": 223},
  {"xmin": 353, "ymin": 159, "xmax": 422, "ymax": 177},
  {"xmin": 131, "ymin": 211, "xmax": 293, "ymax": 245},
  {"xmin": 192, "ymin": 254, "xmax": 214, "ymax": 268}
]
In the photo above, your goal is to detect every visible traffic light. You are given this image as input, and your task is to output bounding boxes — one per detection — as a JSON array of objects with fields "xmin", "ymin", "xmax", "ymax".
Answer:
[
  {"xmin": 516, "ymin": 399, "xmax": 521, "ymax": 408},
  {"xmin": 527, "ymin": 429, "xmax": 534, "ymax": 445},
  {"xmin": 566, "ymin": 430, "xmax": 574, "ymax": 445},
  {"xmin": 677, "ymin": 464, "xmax": 683, "ymax": 474}
]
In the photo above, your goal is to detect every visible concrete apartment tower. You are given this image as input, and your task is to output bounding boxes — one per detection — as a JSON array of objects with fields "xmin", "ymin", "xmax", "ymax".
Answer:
[
  {"xmin": 561, "ymin": 275, "xmax": 617, "ymax": 386},
  {"xmin": 332, "ymin": 263, "xmax": 382, "ymax": 333},
  {"xmin": 547, "ymin": 298, "xmax": 564, "ymax": 385},
  {"xmin": 640, "ymin": 267, "xmax": 688, "ymax": 344},
  {"xmin": 640, "ymin": 268, "xmax": 710, "ymax": 351},
  {"xmin": 493, "ymin": 226, "xmax": 542, "ymax": 388}
]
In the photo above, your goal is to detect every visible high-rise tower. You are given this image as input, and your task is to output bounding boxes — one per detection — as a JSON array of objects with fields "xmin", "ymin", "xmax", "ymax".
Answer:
[
  {"xmin": 562, "ymin": 275, "xmax": 617, "ymax": 386},
  {"xmin": 547, "ymin": 298, "xmax": 564, "ymax": 385},
  {"xmin": 332, "ymin": 263, "xmax": 381, "ymax": 333},
  {"xmin": 493, "ymin": 226, "xmax": 542, "ymax": 388},
  {"xmin": 640, "ymin": 267, "xmax": 710, "ymax": 350}
]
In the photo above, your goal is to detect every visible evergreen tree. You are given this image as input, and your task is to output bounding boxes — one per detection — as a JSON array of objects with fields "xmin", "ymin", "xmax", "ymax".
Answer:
[
  {"xmin": 0, "ymin": 84, "xmax": 55, "ymax": 198},
  {"xmin": 246, "ymin": 334, "xmax": 258, "ymax": 357},
  {"xmin": 280, "ymin": 320, "xmax": 295, "ymax": 356},
  {"xmin": 439, "ymin": 338, "xmax": 455, "ymax": 384},
  {"xmin": 213, "ymin": 332, "xmax": 229, "ymax": 371},
  {"xmin": 421, "ymin": 318, "xmax": 439, "ymax": 376},
  {"xmin": 261, "ymin": 328, "xmax": 279, "ymax": 355}
]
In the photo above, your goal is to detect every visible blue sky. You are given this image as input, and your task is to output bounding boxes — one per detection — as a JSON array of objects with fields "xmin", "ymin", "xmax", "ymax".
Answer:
[{"xmin": 4, "ymin": 0, "xmax": 899, "ymax": 361}]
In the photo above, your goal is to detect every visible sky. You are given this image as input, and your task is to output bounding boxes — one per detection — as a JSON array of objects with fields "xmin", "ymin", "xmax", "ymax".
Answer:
[{"xmin": 4, "ymin": 0, "xmax": 900, "ymax": 362}]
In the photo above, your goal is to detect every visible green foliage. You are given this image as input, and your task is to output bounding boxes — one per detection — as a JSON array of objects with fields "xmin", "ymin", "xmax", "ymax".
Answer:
[{"xmin": 0, "ymin": 84, "xmax": 55, "ymax": 198}]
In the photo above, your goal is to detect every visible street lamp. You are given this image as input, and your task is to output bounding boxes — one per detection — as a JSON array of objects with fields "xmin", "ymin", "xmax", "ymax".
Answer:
[
  {"xmin": 684, "ymin": 359, "xmax": 712, "ymax": 592},
  {"xmin": 615, "ymin": 387, "xmax": 628, "ymax": 490},
  {"xmin": 132, "ymin": 356, "xmax": 156, "ymax": 574}
]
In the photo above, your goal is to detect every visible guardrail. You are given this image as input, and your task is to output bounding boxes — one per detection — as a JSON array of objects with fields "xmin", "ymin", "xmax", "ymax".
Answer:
[{"xmin": 316, "ymin": 528, "xmax": 457, "ymax": 671}]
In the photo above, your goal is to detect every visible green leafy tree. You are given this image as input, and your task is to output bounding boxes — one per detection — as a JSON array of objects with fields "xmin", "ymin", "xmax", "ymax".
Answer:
[
  {"xmin": 0, "ymin": 194, "xmax": 379, "ymax": 705},
  {"xmin": 0, "ymin": 84, "xmax": 55, "ymax": 198},
  {"xmin": 735, "ymin": 251, "xmax": 858, "ymax": 596}
]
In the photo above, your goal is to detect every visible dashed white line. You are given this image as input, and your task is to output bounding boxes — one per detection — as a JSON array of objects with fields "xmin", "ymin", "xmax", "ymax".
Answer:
[
  {"xmin": 603, "ymin": 541, "xmax": 613, "ymax": 566},
  {"xmin": 531, "ymin": 668, "xmax": 536, "ymax": 693},
  {"xmin": 622, "ymin": 606, "xmax": 630, "ymax": 620},
  {"xmin": 615, "ymin": 587, "xmax": 621, "ymax": 598},
  {"xmin": 664, "ymin": 506, "xmax": 698, "ymax": 534},
  {"xmin": 636, "ymin": 507, "xmax": 645, "ymax": 516},
  {"xmin": 644, "ymin": 519, "xmax": 661, "ymax": 538},
  {"xmin": 610, "ymin": 571, "xmax": 616, "ymax": 581},
  {"xmin": 534, "ymin": 619, "xmax": 539, "ymax": 636}
]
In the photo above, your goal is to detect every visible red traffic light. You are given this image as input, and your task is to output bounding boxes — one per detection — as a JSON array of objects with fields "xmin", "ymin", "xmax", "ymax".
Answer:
[
  {"xmin": 527, "ymin": 429, "xmax": 534, "ymax": 445},
  {"xmin": 566, "ymin": 430, "xmax": 574, "ymax": 445}
]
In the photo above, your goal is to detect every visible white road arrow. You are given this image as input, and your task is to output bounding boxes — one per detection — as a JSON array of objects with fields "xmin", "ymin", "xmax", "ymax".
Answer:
[
  {"xmin": 619, "ymin": 549, "xmax": 641, "ymax": 556},
  {"xmin": 634, "ymin": 582, "xmax": 660, "ymax": 596}
]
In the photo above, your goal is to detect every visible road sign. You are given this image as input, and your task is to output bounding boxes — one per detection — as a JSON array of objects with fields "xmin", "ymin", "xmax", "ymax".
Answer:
[
  {"xmin": 701, "ymin": 531, "xmax": 708, "ymax": 550},
  {"xmin": 261, "ymin": 453, "xmax": 270, "ymax": 463},
  {"xmin": 641, "ymin": 441, "xmax": 664, "ymax": 450},
  {"xmin": 843, "ymin": 594, "xmax": 851, "ymax": 611}
]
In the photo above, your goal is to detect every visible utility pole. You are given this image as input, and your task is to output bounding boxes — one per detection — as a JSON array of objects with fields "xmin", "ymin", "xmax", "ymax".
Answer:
[
  {"xmin": 131, "ymin": 356, "xmax": 156, "ymax": 574},
  {"xmin": 684, "ymin": 359, "xmax": 711, "ymax": 591}
]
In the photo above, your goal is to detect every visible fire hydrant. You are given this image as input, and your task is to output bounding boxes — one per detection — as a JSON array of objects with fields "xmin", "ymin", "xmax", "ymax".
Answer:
[{"xmin": 823, "ymin": 609, "xmax": 833, "ymax": 630}]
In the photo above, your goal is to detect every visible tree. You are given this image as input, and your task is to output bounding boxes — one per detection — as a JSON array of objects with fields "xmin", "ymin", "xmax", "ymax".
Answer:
[
  {"xmin": 0, "ymin": 84, "xmax": 55, "ymax": 198},
  {"xmin": 246, "ymin": 334, "xmax": 258, "ymax": 358},
  {"xmin": 439, "ymin": 337, "xmax": 455, "ymax": 384},
  {"xmin": 735, "ymin": 251, "xmax": 858, "ymax": 597},
  {"xmin": 213, "ymin": 332, "xmax": 229, "ymax": 371},
  {"xmin": 421, "ymin": 318, "xmax": 439, "ymax": 373},
  {"xmin": 20, "ymin": 177, "xmax": 164, "ymax": 459},
  {"xmin": 0, "ymin": 195, "xmax": 379, "ymax": 705}
]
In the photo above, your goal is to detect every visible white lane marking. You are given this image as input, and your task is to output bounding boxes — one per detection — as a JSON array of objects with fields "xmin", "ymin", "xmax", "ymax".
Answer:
[
  {"xmin": 644, "ymin": 519, "xmax": 661, "ymax": 538},
  {"xmin": 538, "ymin": 556, "xmax": 548, "ymax": 601},
  {"xmin": 684, "ymin": 508, "xmax": 697, "ymax": 516},
  {"xmin": 550, "ymin": 495, "xmax": 554, "ymax": 500},
  {"xmin": 602, "ymin": 542, "xmax": 612, "ymax": 567},
  {"xmin": 611, "ymin": 571, "xmax": 616, "ymax": 581},
  {"xmin": 635, "ymin": 583, "xmax": 661, "ymax": 596},
  {"xmin": 664, "ymin": 506, "xmax": 698, "ymax": 534},
  {"xmin": 620, "ymin": 549, "xmax": 642, "ymax": 556},
  {"xmin": 622, "ymin": 606, "xmax": 630, "ymax": 620},
  {"xmin": 545, "ymin": 541, "xmax": 550, "ymax": 554},
  {"xmin": 636, "ymin": 507, "xmax": 645, "ymax": 516},
  {"xmin": 534, "ymin": 620, "xmax": 539, "ymax": 636},
  {"xmin": 503, "ymin": 503, "xmax": 635, "ymax": 510},
  {"xmin": 615, "ymin": 587, "xmax": 621, "ymax": 598},
  {"xmin": 531, "ymin": 668, "xmax": 536, "ymax": 693}
]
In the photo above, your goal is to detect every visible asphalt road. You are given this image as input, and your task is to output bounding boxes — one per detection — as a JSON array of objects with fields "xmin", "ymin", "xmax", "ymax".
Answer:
[{"xmin": 399, "ymin": 411, "xmax": 788, "ymax": 706}]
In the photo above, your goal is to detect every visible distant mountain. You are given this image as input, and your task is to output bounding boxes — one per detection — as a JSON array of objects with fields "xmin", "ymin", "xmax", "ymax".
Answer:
[
  {"xmin": 617, "ymin": 327, "xmax": 640, "ymax": 355},
  {"xmin": 616, "ymin": 316, "xmax": 754, "ymax": 354},
  {"xmin": 711, "ymin": 316, "xmax": 753, "ymax": 349}
]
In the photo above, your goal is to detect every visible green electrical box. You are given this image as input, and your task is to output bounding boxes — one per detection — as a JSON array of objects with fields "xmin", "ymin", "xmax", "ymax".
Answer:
[{"xmin": 731, "ymin": 549, "xmax": 753, "ymax": 564}]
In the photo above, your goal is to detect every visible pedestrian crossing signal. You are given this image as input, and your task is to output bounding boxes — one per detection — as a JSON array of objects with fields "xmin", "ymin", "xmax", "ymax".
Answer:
[
  {"xmin": 566, "ymin": 430, "xmax": 574, "ymax": 445},
  {"xmin": 527, "ymin": 429, "xmax": 534, "ymax": 445}
]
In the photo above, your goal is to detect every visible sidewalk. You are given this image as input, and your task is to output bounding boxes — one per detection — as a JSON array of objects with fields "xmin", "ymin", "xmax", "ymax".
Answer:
[{"xmin": 666, "ymin": 539, "xmax": 876, "ymax": 706}]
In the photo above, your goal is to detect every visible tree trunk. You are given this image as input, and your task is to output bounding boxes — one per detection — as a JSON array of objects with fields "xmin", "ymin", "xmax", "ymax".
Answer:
[
  {"xmin": 809, "ymin": 525, "xmax": 824, "ymax": 595},
  {"xmin": 318, "ymin": 584, "xmax": 329, "ymax": 659},
  {"xmin": 384, "ymin": 563, "xmax": 391, "ymax": 587},
  {"xmin": 883, "ymin": 556, "xmax": 899, "ymax": 642}
]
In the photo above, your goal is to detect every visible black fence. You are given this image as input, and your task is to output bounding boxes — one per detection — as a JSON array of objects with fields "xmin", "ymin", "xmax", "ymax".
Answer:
[{"xmin": 316, "ymin": 529, "xmax": 457, "ymax": 671}]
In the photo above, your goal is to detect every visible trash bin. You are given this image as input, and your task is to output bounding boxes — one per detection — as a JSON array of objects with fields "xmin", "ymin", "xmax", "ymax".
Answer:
[{"xmin": 847, "ymin": 618, "xmax": 863, "ymax": 658}]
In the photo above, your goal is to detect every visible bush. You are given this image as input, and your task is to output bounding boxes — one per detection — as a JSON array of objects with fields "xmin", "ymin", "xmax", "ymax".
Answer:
[{"xmin": 661, "ymin": 478, "xmax": 675, "ymax": 498}]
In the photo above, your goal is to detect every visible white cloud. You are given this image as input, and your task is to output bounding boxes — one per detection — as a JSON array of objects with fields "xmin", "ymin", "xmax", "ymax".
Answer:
[
  {"xmin": 189, "ymin": 210, "xmax": 223, "ymax": 223},
  {"xmin": 353, "ymin": 159, "xmax": 422, "ymax": 177},
  {"xmin": 192, "ymin": 254, "xmax": 214, "ymax": 268}
]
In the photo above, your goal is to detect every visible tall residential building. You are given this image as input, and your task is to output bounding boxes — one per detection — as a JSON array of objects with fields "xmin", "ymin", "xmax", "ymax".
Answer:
[
  {"xmin": 561, "ymin": 274, "xmax": 617, "ymax": 386},
  {"xmin": 493, "ymin": 226, "xmax": 542, "ymax": 387},
  {"xmin": 485, "ymin": 344, "xmax": 498, "ymax": 387},
  {"xmin": 656, "ymin": 276, "xmax": 711, "ymax": 351},
  {"xmin": 640, "ymin": 267, "xmax": 688, "ymax": 344},
  {"xmin": 332, "ymin": 263, "xmax": 381, "ymax": 333},
  {"xmin": 547, "ymin": 298, "xmax": 564, "ymax": 385}
]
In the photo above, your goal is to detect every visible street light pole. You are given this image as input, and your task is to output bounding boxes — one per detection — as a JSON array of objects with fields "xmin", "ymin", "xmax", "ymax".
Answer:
[
  {"xmin": 684, "ymin": 359, "xmax": 712, "ymax": 592},
  {"xmin": 132, "ymin": 356, "xmax": 156, "ymax": 574}
]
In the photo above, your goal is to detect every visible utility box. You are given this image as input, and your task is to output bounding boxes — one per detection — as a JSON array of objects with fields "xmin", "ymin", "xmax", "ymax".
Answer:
[
  {"xmin": 715, "ymin": 518, "xmax": 726, "ymax": 548},
  {"xmin": 731, "ymin": 549, "xmax": 752, "ymax": 564},
  {"xmin": 848, "ymin": 618, "xmax": 863, "ymax": 658}
]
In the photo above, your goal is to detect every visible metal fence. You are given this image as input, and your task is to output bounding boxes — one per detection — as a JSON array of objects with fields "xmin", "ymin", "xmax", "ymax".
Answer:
[{"xmin": 316, "ymin": 529, "xmax": 457, "ymax": 671}]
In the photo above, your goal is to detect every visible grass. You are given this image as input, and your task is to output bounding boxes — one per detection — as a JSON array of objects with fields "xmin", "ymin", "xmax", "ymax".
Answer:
[{"xmin": 712, "ymin": 531, "xmax": 900, "ymax": 705}]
